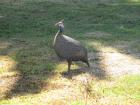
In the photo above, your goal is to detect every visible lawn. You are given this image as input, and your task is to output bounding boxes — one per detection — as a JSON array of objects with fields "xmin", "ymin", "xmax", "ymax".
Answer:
[{"xmin": 0, "ymin": 0, "xmax": 140, "ymax": 105}]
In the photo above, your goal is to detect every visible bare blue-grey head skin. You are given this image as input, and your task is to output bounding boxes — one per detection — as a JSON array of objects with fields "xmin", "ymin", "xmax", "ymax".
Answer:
[{"xmin": 53, "ymin": 20, "xmax": 90, "ymax": 71}]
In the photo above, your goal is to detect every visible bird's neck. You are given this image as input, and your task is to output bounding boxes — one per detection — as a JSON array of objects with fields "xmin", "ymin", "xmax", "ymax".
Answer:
[{"xmin": 56, "ymin": 30, "xmax": 63, "ymax": 36}]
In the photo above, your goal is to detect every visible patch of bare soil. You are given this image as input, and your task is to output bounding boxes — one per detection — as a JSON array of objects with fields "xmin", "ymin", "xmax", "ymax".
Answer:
[
  {"xmin": 87, "ymin": 34, "xmax": 140, "ymax": 76},
  {"xmin": 88, "ymin": 51, "xmax": 140, "ymax": 76},
  {"xmin": 0, "ymin": 56, "xmax": 19, "ymax": 99},
  {"xmin": 0, "ymin": 74, "xmax": 19, "ymax": 99},
  {"xmin": 101, "ymin": 52, "xmax": 140, "ymax": 76},
  {"xmin": 85, "ymin": 31, "xmax": 138, "ymax": 75}
]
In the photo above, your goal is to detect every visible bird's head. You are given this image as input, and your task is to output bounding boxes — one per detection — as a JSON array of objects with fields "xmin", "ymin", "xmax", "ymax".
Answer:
[
  {"xmin": 55, "ymin": 19, "xmax": 64, "ymax": 33},
  {"xmin": 55, "ymin": 19, "xmax": 64, "ymax": 27}
]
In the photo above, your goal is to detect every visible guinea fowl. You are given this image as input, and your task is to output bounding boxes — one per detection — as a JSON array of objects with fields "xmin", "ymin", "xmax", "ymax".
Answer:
[{"xmin": 53, "ymin": 20, "xmax": 89, "ymax": 71}]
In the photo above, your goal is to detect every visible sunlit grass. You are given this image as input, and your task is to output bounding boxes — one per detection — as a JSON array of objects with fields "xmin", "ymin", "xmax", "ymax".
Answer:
[
  {"xmin": 1, "ymin": 75, "xmax": 139, "ymax": 105},
  {"xmin": 0, "ymin": 56, "xmax": 17, "ymax": 74},
  {"xmin": 55, "ymin": 62, "xmax": 79, "ymax": 73},
  {"xmin": 71, "ymin": 100, "xmax": 85, "ymax": 105},
  {"xmin": 129, "ymin": 0, "xmax": 140, "ymax": 2},
  {"xmin": 0, "ymin": 42, "xmax": 11, "ymax": 50},
  {"xmin": 93, "ymin": 75, "xmax": 140, "ymax": 100}
]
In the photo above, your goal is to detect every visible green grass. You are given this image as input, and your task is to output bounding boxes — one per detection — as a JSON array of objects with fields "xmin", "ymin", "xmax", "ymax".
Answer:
[
  {"xmin": 95, "ymin": 75, "xmax": 140, "ymax": 99},
  {"xmin": 0, "ymin": 0, "xmax": 140, "ymax": 105},
  {"xmin": 70, "ymin": 75, "xmax": 140, "ymax": 105},
  {"xmin": 71, "ymin": 101, "xmax": 85, "ymax": 105}
]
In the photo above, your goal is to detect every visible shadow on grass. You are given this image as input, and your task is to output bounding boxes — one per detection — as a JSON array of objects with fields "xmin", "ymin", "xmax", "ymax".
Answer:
[
  {"xmin": 0, "ymin": 38, "xmax": 57, "ymax": 99},
  {"xmin": 62, "ymin": 52, "xmax": 107, "ymax": 80},
  {"xmin": 0, "ymin": 37, "xmax": 107, "ymax": 99}
]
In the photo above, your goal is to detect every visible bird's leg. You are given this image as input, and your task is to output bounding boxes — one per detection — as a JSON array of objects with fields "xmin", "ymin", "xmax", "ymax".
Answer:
[
  {"xmin": 83, "ymin": 60, "xmax": 90, "ymax": 67},
  {"xmin": 86, "ymin": 61, "xmax": 90, "ymax": 67},
  {"xmin": 67, "ymin": 60, "xmax": 72, "ymax": 72}
]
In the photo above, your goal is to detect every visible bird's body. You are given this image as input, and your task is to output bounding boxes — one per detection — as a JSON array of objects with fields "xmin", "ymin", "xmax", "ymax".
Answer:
[{"xmin": 53, "ymin": 20, "xmax": 89, "ymax": 71}]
